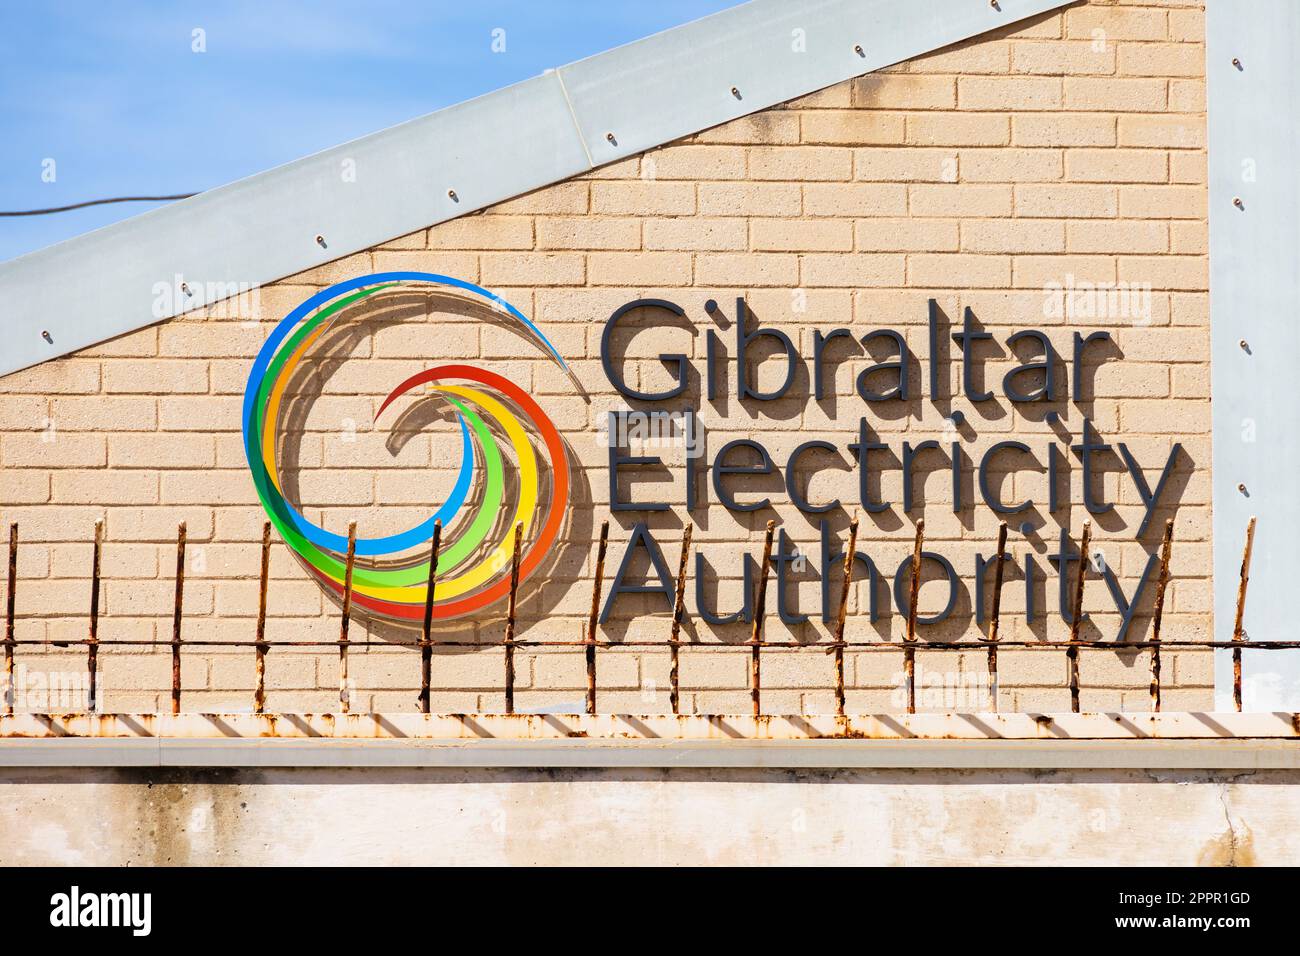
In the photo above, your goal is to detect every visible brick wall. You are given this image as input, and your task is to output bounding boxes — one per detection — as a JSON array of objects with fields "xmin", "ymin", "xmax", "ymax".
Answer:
[{"xmin": 0, "ymin": 0, "xmax": 1212, "ymax": 714}]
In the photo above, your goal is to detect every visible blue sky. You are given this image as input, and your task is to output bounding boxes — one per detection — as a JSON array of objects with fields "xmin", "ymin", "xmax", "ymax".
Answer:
[{"xmin": 0, "ymin": 0, "xmax": 740, "ymax": 262}]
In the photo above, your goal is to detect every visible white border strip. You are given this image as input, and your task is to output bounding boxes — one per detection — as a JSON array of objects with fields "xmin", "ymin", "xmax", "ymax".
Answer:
[{"xmin": 1, "ymin": 736, "xmax": 1297, "ymax": 770}]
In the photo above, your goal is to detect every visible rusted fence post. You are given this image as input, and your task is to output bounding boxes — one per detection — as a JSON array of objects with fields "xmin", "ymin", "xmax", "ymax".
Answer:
[
  {"xmin": 668, "ymin": 524, "xmax": 692, "ymax": 716},
  {"xmin": 750, "ymin": 520, "xmax": 776, "ymax": 718},
  {"xmin": 1149, "ymin": 518, "xmax": 1174, "ymax": 713},
  {"xmin": 338, "ymin": 522, "xmax": 357, "ymax": 715},
  {"xmin": 254, "ymin": 521, "xmax": 271, "ymax": 715},
  {"xmin": 3, "ymin": 523, "xmax": 14, "ymax": 716},
  {"xmin": 1232, "ymin": 516, "xmax": 1257, "ymax": 713},
  {"xmin": 833, "ymin": 515, "xmax": 858, "ymax": 717},
  {"xmin": 503, "ymin": 521, "xmax": 523, "ymax": 716},
  {"xmin": 418, "ymin": 520, "xmax": 442, "ymax": 716},
  {"xmin": 87, "ymin": 521, "xmax": 102, "ymax": 713},
  {"xmin": 1067, "ymin": 519, "xmax": 1092, "ymax": 714},
  {"xmin": 171, "ymin": 522, "xmax": 187, "ymax": 716},
  {"xmin": 585, "ymin": 521, "xmax": 609, "ymax": 716},
  {"xmin": 904, "ymin": 520, "xmax": 924, "ymax": 715},
  {"xmin": 986, "ymin": 521, "xmax": 1008, "ymax": 713}
]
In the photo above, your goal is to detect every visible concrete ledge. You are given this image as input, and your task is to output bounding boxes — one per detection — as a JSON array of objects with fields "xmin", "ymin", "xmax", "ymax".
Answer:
[
  {"xmin": 4, "ymin": 710, "xmax": 1299, "ymax": 741},
  {"xmin": 2, "ymin": 734, "xmax": 1299, "ymax": 769}
]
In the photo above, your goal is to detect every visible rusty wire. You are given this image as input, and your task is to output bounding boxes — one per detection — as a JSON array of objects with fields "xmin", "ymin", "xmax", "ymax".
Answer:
[{"xmin": 0, "ymin": 516, "xmax": 1272, "ymax": 718}]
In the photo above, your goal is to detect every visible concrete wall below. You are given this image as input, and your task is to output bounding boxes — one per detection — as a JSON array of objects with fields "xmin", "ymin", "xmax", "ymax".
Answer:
[{"xmin": 2, "ymin": 765, "xmax": 1295, "ymax": 865}]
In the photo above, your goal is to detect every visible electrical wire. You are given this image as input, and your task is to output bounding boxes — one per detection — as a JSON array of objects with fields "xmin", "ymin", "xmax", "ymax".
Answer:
[{"xmin": 0, "ymin": 193, "xmax": 196, "ymax": 217}]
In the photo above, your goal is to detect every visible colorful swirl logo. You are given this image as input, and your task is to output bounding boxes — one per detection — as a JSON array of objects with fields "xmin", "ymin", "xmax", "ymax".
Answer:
[{"xmin": 242, "ymin": 272, "xmax": 572, "ymax": 622}]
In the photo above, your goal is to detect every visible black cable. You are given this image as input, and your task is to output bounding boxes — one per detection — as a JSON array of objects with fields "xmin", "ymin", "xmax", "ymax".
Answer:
[{"xmin": 0, "ymin": 193, "xmax": 197, "ymax": 217}]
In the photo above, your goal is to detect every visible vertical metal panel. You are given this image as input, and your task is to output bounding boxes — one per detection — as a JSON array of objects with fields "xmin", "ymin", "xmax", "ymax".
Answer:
[{"xmin": 1208, "ymin": 0, "xmax": 1300, "ymax": 709}]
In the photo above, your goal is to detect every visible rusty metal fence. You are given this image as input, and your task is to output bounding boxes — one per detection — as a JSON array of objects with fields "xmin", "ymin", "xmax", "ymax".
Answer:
[{"xmin": 0, "ymin": 514, "xmax": 1277, "ymax": 717}]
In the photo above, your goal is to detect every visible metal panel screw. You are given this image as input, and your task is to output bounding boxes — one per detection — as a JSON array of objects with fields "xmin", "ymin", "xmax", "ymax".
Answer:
[
  {"xmin": 854, "ymin": 44, "xmax": 864, "ymax": 56},
  {"xmin": 1233, "ymin": 197, "xmax": 1244, "ymax": 209},
  {"xmin": 1238, "ymin": 483, "xmax": 1247, "ymax": 494},
  {"xmin": 447, "ymin": 189, "xmax": 458, "ymax": 202},
  {"xmin": 731, "ymin": 86, "xmax": 741, "ymax": 99},
  {"xmin": 990, "ymin": 0, "xmax": 1001, "ymax": 9},
  {"xmin": 605, "ymin": 132, "xmax": 616, "ymax": 143},
  {"xmin": 181, "ymin": 282, "xmax": 191, "ymax": 295},
  {"xmin": 41, "ymin": 330, "xmax": 52, "ymax": 343},
  {"xmin": 315, "ymin": 234, "xmax": 326, "ymax": 247},
  {"xmin": 1232, "ymin": 57, "xmax": 1242, "ymax": 69},
  {"xmin": 1240, "ymin": 339, "xmax": 1249, "ymax": 350}
]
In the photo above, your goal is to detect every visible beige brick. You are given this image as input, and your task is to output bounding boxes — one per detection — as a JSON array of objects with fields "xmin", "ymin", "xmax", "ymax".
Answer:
[
  {"xmin": 591, "ymin": 181, "xmax": 695, "ymax": 215},
  {"xmin": 782, "ymin": 84, "xmax": 852, "ymax": 109},
  {"xmin": 1170, "ymin": 220, "xmax": 1206, "ymax": 255},
  {"xmin": 51, "ymin": 397, "xmax": 156, "ymax": 432},
  {"xmin": 161, "ymin": 471, "xmax": 256, "ymax": 506},
  {"xmin": 1065, "ymin": 6, "xmax": 1168, "ymax": 41},
  {"xmin": 103, "ymin": 359, "xmax": 208, "ymax": 394},
  {"xmin": 370, "ymin": 250, "xmax": 478, "ymax": 279},
  {"xmin": 751, "ymin": 219, "xmax": 852, "ymax": 252},
  {"xmin": 0, "ymin": 396, "xmax": 49, "ymax": 431},
  {"xmin": 1014, "ymin": 183, "xmax": 1117, "ymax": 218},
  {"xmin": 906, "ymin": 113, "xmax": 1009, "ymax": 147},
  {"xmin": 748, "ymin": 146, "xmax": 852, "ymax": 181},
  {"xmin": 910, "ymin": 184, "xmax": 1012, "ymax": 217},
  {"xmin": 2, "ymin": 433, "xmax": 105, "ymax": 468},
  {"xmin": 962, "ymin": 220, "xmax": 1065, "ymax": 254},
  {"xmin": 698, "ymin": 182, "xmax": 801, "ymax": 216},
  {"xmin": 1118, "ymin": 115, "xmax": 1203, "ymax": 150},
  {"xmin": 1013, "ymin": 113, "xmax": 1116, "ymax": 147},
  {"xmin": 852, "ymin": 74, "xmax": 956, "ymax": 110},
  {"xmin": 909, "ymin": 254, "xmax": 1010, "ymax": 289},
  {"xmin": 805, "ymin": 183, "xmax": 907, "ymax": 217},
  {"xmin": 479, "ymin": 252, "xmax": 584, "ymax": 286},
  {"xmin": 1064, "ymin": 77, "xmax": 1166, "ymax": 111},
  {"xmin": 910, "ymin": 39, "xmax": 1010, "ymax": 75},
  {"xmin": 427, "ymin": 215, "xmax": 533, "ymax": 249},
  {"xmin": 108, "ymin": 433, "xmax": 214, "ymax": 469},
  {"xmin": 1118, "ymin": 255, "xmax": 1207, "ymax": 291},
  {"xmin": 536, "ymin": 217, "xmax": 640, "ymax": 250},
  {"xmin": 0, "ymin": 361, "xmax": 100, "ymax": 395},
  {"xmin": 157, "ymin": 396, "xmax": 242, "ymax": 432},
  {"xmin": 159, "ymin": 324, "xmax": 264, "ymax": 359},
  {"xmin": 800, "ymin": 111, "xmax": 905, "ymax": 145},
  {"xmin": 1168, "ymin": 79, "xmax": 1205, "ymax": 113},
  {"xmin": 0, "ymin": 471, "xmax": 50, "ymax": 504},
  {"xmin": 1066, "ymin": 220, "xmax": 1168, "ymax": 254},
  {"xmin": 800, "ymin": 254, "xmax": 905, "ymax": 288},
  {"xmin": 1014, "ymin": 254, "xmax": 1116, "ymax": 288},
  {"xmin": 644, "ymin": 218, "xmax": 746, "ymax": 251},
  {"xmin": 1117, "ymin": 42, "xmax": 1203, "ymax": 77},
  {"xmin": 958, "ymin": 76, "xmax": 1062, "ymax": 110},
  {"xmin": 52, "ymin": 470, "xmax": 158, "ymax": 506},
  {"xmin": 1118, "ymin": 185, "xmax": 1206, "ymax": 219},
  {"xmin": 1067, "ymin": 148, "xmax": 1167, "ymax": 183},
  {"xmin": 855, "ymin": 219, "xmax": 959, "ymax": 253},
  {"xmin": 853, "ymin": 147, "xmax": 955, "ymax": 187},
  {"xmin": 1012, "ymin": 41, "xmax": 1115, "ymax": 75},
  {"xmin": 489, "ymin": 181, "xmax": 588, "ymax": 215},
  {"xmin": 588, "ymin": 252, "xmax": 692, "ymax": 286},
  {"xmin": 960, "ymin": 148, "xmax": 1063, "ymax": 182},
  {"xmin": 692, "ymin": 112, "xmax": 800, "ymax": 144},
  {"xmin": 697, "ymin": 253, "xmax": 798, "ymax": 287},
  {"xmin": 643, "ymin": 144, "xmax": 746, "ymax": 180}
]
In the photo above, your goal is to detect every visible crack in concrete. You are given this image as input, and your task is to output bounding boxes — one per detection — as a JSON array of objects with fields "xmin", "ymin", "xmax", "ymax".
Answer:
[{"xmin": 1216, "ymin": 782, "xmax": 1240, "ymax": 867}]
